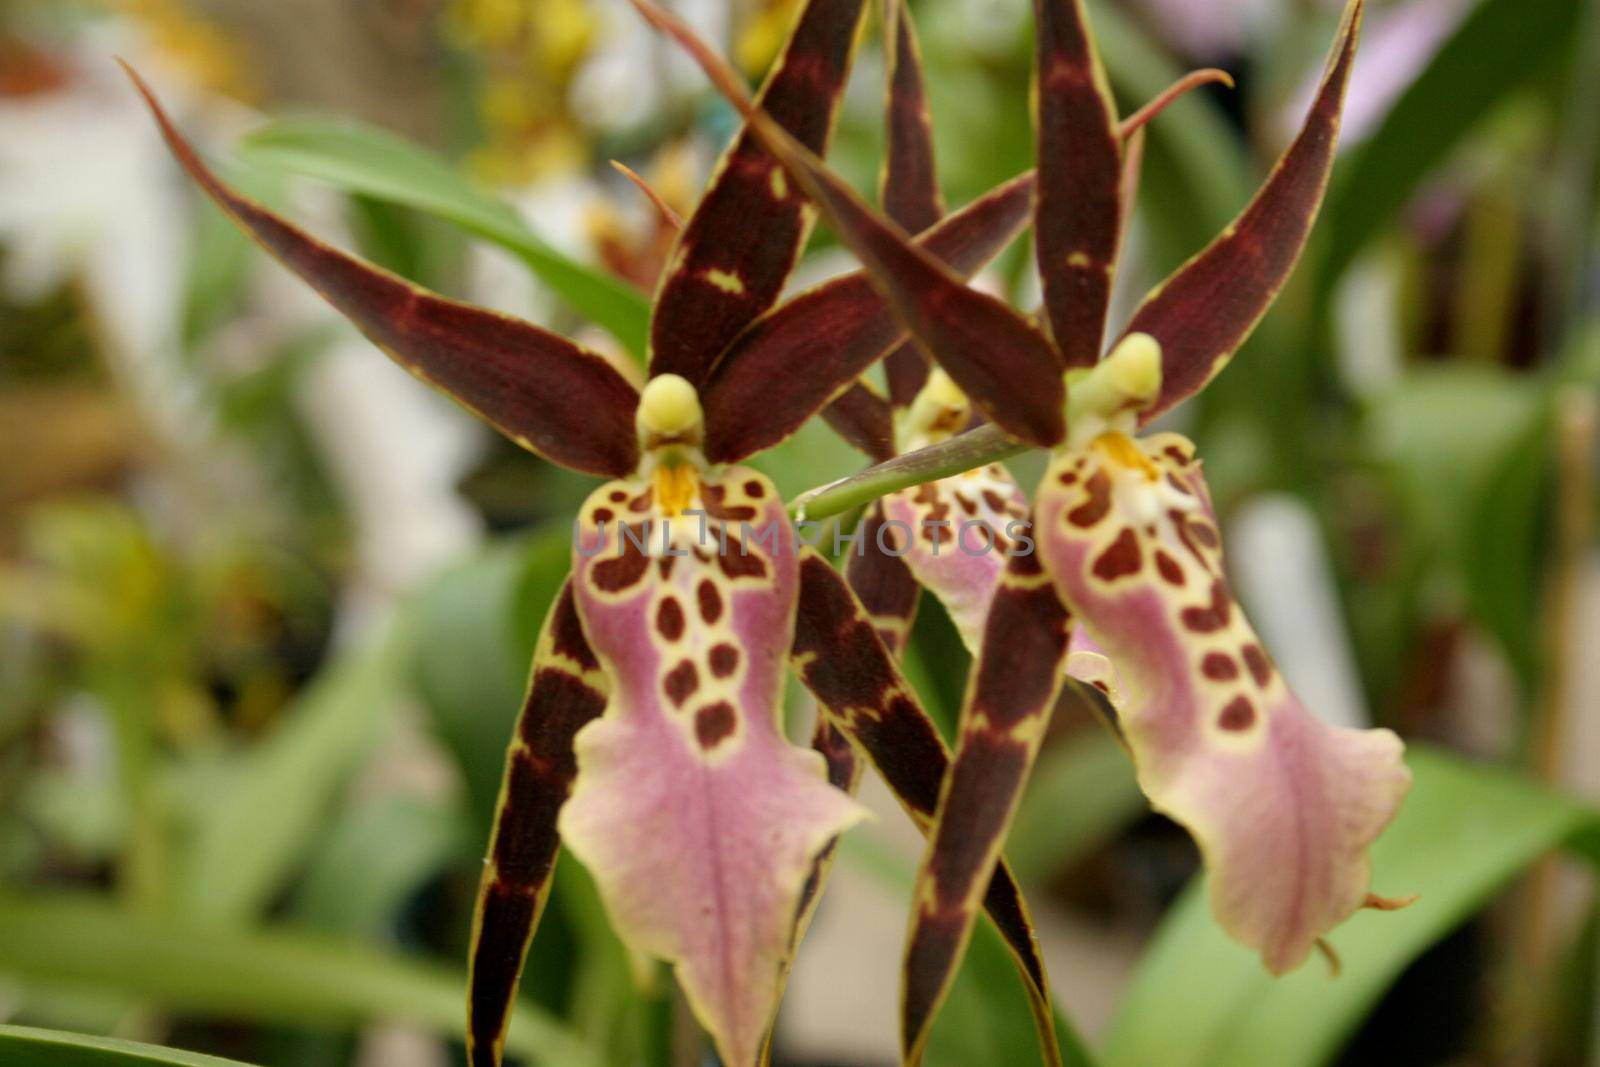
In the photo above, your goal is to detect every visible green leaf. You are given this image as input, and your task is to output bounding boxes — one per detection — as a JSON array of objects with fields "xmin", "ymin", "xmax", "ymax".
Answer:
[
  {"xmin": 1102, "ymin": 746, "xmax": 1599, "ymax": 1067},
  {"xmin": 1365, "ymin": 366, "xmax": 1550, "ymax": 679},
  {"xmin": 235, "ymin": 117, "xmax": 651, "ymax": 361},
  {"xmin": 1319, "ymin": 0, "xmax": 1586, "ymax": 285},
  {"xmin": 0, "ymin": 891, "xmax": 601, "ymax": 1067},
  {"xmin": 169, "ymin": 624, "xmax": 412, "ymax": 922},
  {"xmin": 0, "ymin": 1024, "xmax": 256, "ymax": 1067}
]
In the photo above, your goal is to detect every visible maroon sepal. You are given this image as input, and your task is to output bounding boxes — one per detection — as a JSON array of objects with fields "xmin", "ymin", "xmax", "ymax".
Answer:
[
  {"xmin": 1122, "ymin": 0, "xmax": 1363, "ymax": 421},
  {"xmin": 901, "ymin": 545, "xmax": 1081, "ymax": 1065},
  {"xmin": 822, "ymin": 380, "xmax": 896, "ymax": 462},
  {"xmin": 466, "ymin": 582, "xmax": 608, "ymax": 1067},
  {"xmin": 629, "ymin": 0, "xmax": 1067, "ymax": 449},
  {"xmin": 700, "ymin": 172, "xmax": 1037, "ymax": 462},
  {"xmin": 879, "ymin": 0, "xmax": 942, "ymax": 411},
  {"xmin": 647, "ymin": 0, "xmax": 869, "ymax": 385},
  {"xmin": 1033, "ymin": 0, "xmax": 1123, "ymax": 368},
  {"xmin": 791, "ymin": 550, "xmax": 1062, "ymax": 1067},
  {"xmin": 124, "ymin": 65, "xmax": 642, "ymax": 479}
]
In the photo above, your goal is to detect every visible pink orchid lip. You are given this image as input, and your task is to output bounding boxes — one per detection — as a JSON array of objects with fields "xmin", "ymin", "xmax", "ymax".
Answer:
[
  {"xmin": 1034, "ymin": 430, "xmax": 1411, "ymax": 973},
  {"xmin": 562, "ymin": 462, "xmax": 865, "ymax": 1067}
]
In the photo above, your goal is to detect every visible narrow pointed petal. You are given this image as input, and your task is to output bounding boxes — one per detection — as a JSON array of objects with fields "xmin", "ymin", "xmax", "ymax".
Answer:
[
  {"xmin": 701, "ymin": 171, "xmax": 1038, "ymax": 462},
  {"xmin": 629, "ymin": 0, "xmax": 1066, "ymax": 448},
  {"xmin": 466, "ymin": 582, "xmax": 608, "ymax": 1067},
  {"xmin": 1122, "ymin": 0, "xmax": 1364, "ymax": 422},
  {"xmin": 124, "ymin": 65, "xmax": 641, "ymax": 478},
  {"xmin": 821, "ymin": 380, "xmax": 896, "ymax": 462},
  {"xmin": 563, "ymin": 469, "xmax": 864, "ymax": 1067},
  {"xmin": 901, "ymin": 544, "xmax": 1078, "ymax": 1064},
  {"xmin": 1033, "ymin": 0, "xmax": 1124, "ymax": 367},
  {"xmin": 880, "ymin": 0, "xmax": 944, "ymax": 234},
  {"xmin": 1034, "ymin": 431, "xmax": 1409, "ymax": 972},
  {"xmin": 790, "ymin": 550, "xmax": 1061, "ymax": 1067},
  {"xmin": 880, "ymin": 0, "xmax": 943, "ymax": 412},
  {"xmin": 648, "ymin": 0, "xmax": 869, "ymax": 384},
  {"xmin": 879, "ymin": 464, "xmax": 1031, "ymax": 652}
]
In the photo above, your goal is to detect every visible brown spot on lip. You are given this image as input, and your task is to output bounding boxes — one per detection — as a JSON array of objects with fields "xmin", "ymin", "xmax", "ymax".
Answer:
[
  {"xmin": 709, "ymin": 643, "xmax": 740, "ymax": 678},
  {"xmin": 1154, "ymin": 549, "xmax": 1185, "ymax": 586},
  {"xmin": 1091, "ymin": 527, "xmax": 1142, "ymax": 580},
  {"xmin": 1242, "ymin": 643, "xmax": 1274, "ymax": 687},
  {"xmin": 719, "ymin": 548, "xmax": 767, "ymax": 580},
  {"xmin": 592, "ymin": 530, "xmax": 650, "ymax": 592},
  {"xmin": 694, "ymin": 701, "xmax": 737, "ymax": 749},
  {"xmin": 982, "ymin": 489, "xmax": 1010, "ymax": 513},
  {"xmin": 1067, "ymin": 470, "xmax": 1112, "ymax": 527},
  {"xmin": 593, "ymin": 507, "xmax": 614, "ymax": 523},
  {"xmin": 1201, "ymin": 652, "xmax": 1238, "ymax": 681},
  {"xmin": 608, "ymin": 489, "xmax": 628, "ymax": 503},
  {"xmin": 664, "ymin": 661, "xmax": 699, "ymax": 707},
  {"xmin": 655, "ymin": 598, "xmax": 686, "ymax": 641},
  {"xmin": 743, "ymin": 479, "xmax": 765, "ymax": 498},
  {"xmin": 1180, "ymin": 580, "xmax": 1231, "ymax": 633},
  {"xmin": 1218, "ymin": 695, "xmax": 1255, "ymax": 731},
  {"xmin": 1188, "ymin": 521, "xmax": 1219, "ymax": 549},
  {"xmin": 697, "ymin": 580, "xmax": 723, "ymax": 624},
  {"xmin": 627, "ymin": 489, "xmax": 654, "ymax": 513}
]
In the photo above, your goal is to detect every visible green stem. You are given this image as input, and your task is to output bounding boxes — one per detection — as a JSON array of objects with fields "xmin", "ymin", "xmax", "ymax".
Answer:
[{"xmin": 788, "ymin": 423, "xmax": 1028, "ymax": 521}]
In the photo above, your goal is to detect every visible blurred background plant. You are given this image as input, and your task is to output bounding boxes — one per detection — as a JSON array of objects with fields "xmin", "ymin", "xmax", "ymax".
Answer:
[{"xmin": 0, "ymin": 0, "xmax": 1596, "ymax": 1064}]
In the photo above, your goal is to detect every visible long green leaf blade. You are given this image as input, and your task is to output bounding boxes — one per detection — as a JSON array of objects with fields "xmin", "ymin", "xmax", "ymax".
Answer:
[
  {"xmin": 0, "ymin": 1025, "xmax": 255, "ymax": 1067},
  {"xmin": 235, "ymin": 116, "xmax": 651, "ymax": 359},
  {"xmin": 0, "ymin": 892, "xmax": 601, "ymax": 1067}
]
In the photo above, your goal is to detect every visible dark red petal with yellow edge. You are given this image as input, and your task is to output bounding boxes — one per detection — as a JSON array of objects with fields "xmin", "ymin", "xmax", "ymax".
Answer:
[
  {"xmin": 701, "ymin": 171, "xmax": 1037, "ymax": 462},
  {"xmin": 628, "ymin": 0, "xmax": 1066, "ymax": 448},
  {"xmin": 1123, "ymin": 0, "xmax": 1363, "ymax": 422},
  {"xmin": 124, "ymin": 66, "xmax": 642, "ymax": 479},
  {"xmin": 901, "ymin": 542, "xmax": 1085, "ymax": 1066},
  {"xmin": 844, "ymin": 503, "xmax": 922, "ymax": 654},
  {"xmin": 466, "ymin": 581, "xmax": 607, "ymax": 1067},
  {"xmin": 647, "ymin": 0, "xmax": 868, "ymax": 385},
  {"xmin": 821, "ymin": 380, "xmax": 896, "ymax": 462},
  {"xmin": 790, "ymin": 549, "xmax": 1062, "ymax": 1067},
  {"xmin": 1033, "ymin": 0, "xmax": 1123, "ymax": 367}
]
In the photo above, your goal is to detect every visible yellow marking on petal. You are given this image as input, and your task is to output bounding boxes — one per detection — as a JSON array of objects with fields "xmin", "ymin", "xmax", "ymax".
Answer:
[
  {"xmin": 1067, "ymin": 251, "xmax": 1091, "ymax": 267},
  {"xmin": 705, "ymin": 268, "xmax": 746, "ymax": 295},
  {"xmin": 1092, "ymin": 431, "xmax": 1160, "ymax": 481},
  {"xmin": 769, "ymin": 166, "xmax": 788, "ymax": 200},
  {"xmin": 653, "ymin": 462, "xmax": 699, "ymax": 518}
]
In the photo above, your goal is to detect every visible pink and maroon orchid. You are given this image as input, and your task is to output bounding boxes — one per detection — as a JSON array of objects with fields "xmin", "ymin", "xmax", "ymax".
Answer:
[
  {"xmin": 123, "ymin": 2, "xmax": 1073, "ymax": 1062},
  {"xmin": 632, "ymin": 0, "xmax": 1412, "ymax": 1061}
]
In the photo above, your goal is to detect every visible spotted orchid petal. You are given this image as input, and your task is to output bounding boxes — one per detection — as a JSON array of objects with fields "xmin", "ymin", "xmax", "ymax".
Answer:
[
  {"xmin": 562, "ymin": 464, "xmax": 864, "ymax": 1067},
  {"xmin": 628, "ymin": 0, "xmax": 1068, "ymax": 448},
  {"xmin": 699, "ymin": 170, "xmax": 1037, "ymax": 463},
  {"xmin": 648, "ymin": 0, "xmax": 868, "ymax": 385},
  {"xmin": 791, "ymin": 550, "xmax": 1062, "ymax": 1067},
  {"xmin": 466, "ymin": 582, "xmax": 607, "ymax": 1067},
  {"xmin": 900, "ymin": 544, "xmax": 1087, "ymax": 1063},
  {"xmin": 1034, "ymin": 431, "xmax": 1410, "ymax": 973},
  {"xmin": 124, "ymin": 65, "xmax": 641, "ymax": 478},
  {"xmin": 1123, "ymin": 0, "xmax": 1364, "ymax": 422},
  {"xmin": 1033, "ymin": 0, "xmax": 1124, "ymax": 367}
]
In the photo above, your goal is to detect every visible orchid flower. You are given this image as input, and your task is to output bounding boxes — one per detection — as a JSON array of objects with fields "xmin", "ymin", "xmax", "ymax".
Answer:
[
  {"xmin": 630, "ymin": 0, "xmax": 1412, "ymax": 1061},
  {"xmin": 123, "ymin": 3, "xmax": 1071, "ymax": 1061}
]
